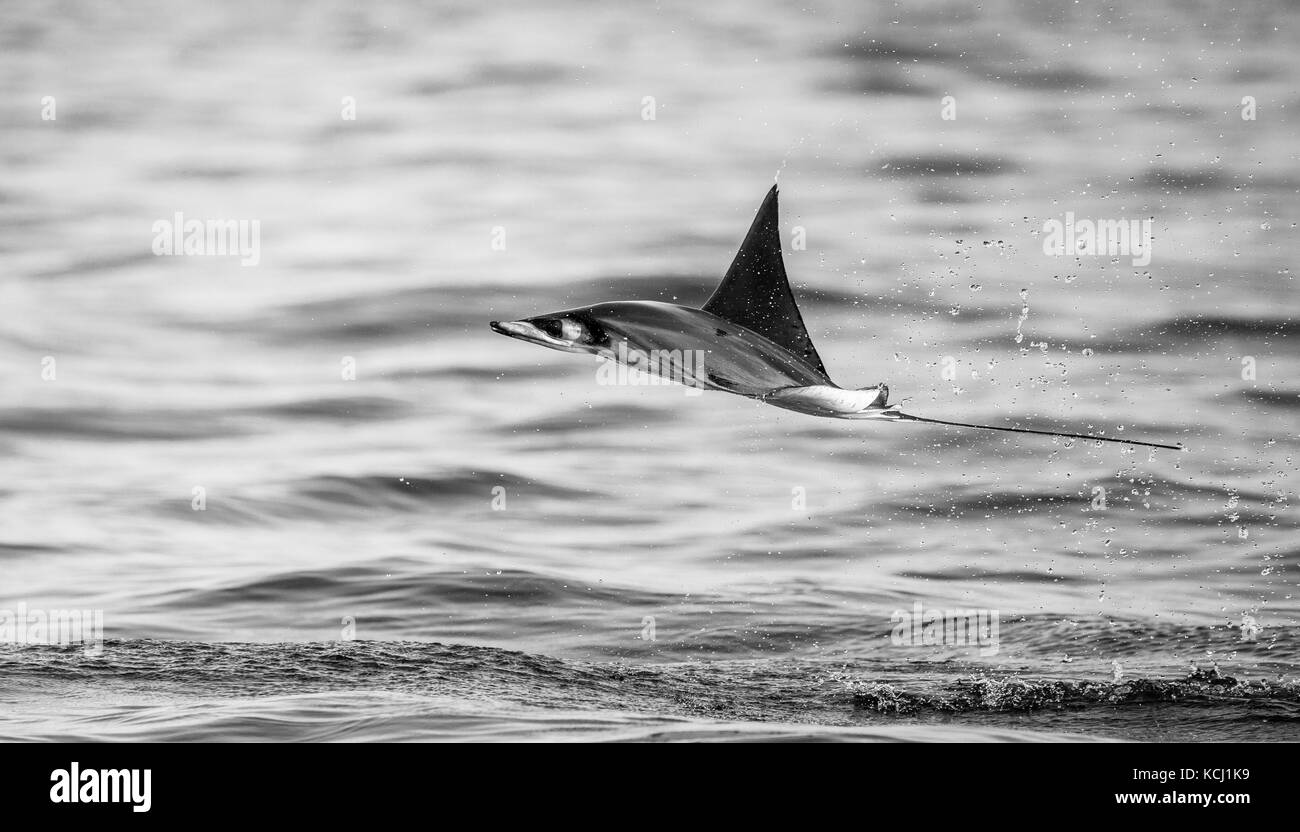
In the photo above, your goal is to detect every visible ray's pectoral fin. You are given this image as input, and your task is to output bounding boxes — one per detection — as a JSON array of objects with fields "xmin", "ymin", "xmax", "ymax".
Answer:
[{"xmin": 703, "ymin": 185, "xmax": 831, "ymax": 382}]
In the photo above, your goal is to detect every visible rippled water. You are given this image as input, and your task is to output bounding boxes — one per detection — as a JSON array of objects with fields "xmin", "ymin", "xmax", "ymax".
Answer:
[{"xmin": 1, "ymin": 0, "xmax": 1297, "ymax": 741}]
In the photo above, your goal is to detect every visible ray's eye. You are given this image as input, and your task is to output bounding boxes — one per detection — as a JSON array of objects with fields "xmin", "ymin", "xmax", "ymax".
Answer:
[
  {"xmin": 535, "ymin": 319, "xmax": 563, "ymax": 339},
  {"xmin": 560, "ymin": 319, "xmax": 586, "ymax": 342}
]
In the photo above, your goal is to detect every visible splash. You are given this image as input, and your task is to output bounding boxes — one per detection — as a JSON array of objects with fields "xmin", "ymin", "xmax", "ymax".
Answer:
[{"xmin": 1014, "ymin": 288, "xmax": 1030, "ymax": 344}]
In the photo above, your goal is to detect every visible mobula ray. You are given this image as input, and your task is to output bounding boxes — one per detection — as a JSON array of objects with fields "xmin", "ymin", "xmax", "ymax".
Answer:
[{"xmin": 491, "ymin": 186, "xmax": 1181, "ymax": 452}]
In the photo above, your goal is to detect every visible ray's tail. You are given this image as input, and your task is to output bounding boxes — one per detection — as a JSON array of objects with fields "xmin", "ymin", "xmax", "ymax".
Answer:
[{"xmin": 892, "ymin": 412, "xmax": 1183, "ymax": 451}]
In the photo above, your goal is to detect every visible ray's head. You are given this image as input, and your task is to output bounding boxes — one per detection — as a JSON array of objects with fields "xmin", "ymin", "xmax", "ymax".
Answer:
[{"xmin": 489, "ymin": 310, "xmax": 610, "ymax": 355}]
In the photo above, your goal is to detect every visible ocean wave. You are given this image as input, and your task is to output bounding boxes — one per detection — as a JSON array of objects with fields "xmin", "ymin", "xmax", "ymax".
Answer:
[
  {"xmin": 0, "ymin": 640, "xmax": 1292, "ymax": 741},
  {"xmin": 1078, "ymin": 316, "xmax": 1300, "ymax": 354},
  {"xmin": 849, "ymin": 667, "xmax": 1300, "ymax": 715},
  {"xmin": 0, "ymin": 406, "xmax": 247, "ymax": 441},
  {"xmin": 152, "ymin": 562, "xmax": 671, "ymax": 613}
]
